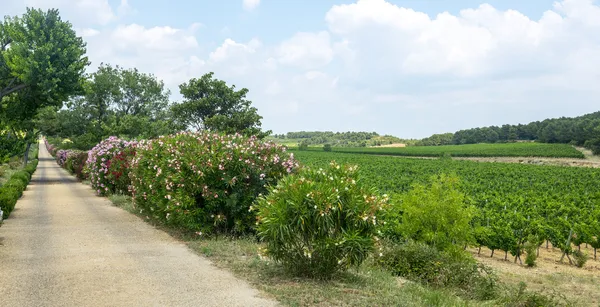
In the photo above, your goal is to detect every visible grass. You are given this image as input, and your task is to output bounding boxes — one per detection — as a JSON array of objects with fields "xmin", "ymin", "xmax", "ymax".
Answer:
[
  {"xmin": 106, "ymin": 194, "xmax": 482, "ymax": 306},
  {"xmin": 293, "ymin": 143, "xmax": 585, "ymax": 158},
  {"xmin": 103, "ymin": 194, "xmax": 576, "ymax": 306}
]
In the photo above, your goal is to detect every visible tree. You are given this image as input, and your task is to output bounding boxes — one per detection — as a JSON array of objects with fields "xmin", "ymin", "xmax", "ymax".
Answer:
[
  {"xmin": 39, "ymin": 63, "xmax": 182, "ymax": 147},
  {"xmin": 171, "ymin": 72, "xmax": 270, "ymax": 138},
  {"xmin": 0, "ymin": 8, "xmax": 88, "ymax": 164}
]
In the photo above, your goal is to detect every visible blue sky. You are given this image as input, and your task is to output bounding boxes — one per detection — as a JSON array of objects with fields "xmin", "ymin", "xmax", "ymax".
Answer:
[{"xmin": 5, "ymin": 0, "xmax": 600, "ymax": 138}]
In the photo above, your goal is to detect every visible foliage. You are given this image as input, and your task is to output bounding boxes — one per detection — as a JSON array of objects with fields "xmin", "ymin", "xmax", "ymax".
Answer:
[
  {"xmin": 420, "ymin": 110, "xmax": 600, "ymax": 155},
  {"xmin": 390, "ymin": 174, "xmax": 475, "ymax": 250},
  {"xmin": 498, "ymin": 282, "xmax": 571, "ymax": 307},
  {"xmin": 37, "ymin": 63, "xmax": 183, "ymax": 150},
  {"xmin": 323, "ymin": 144, "xmax": 332, "ymax": 152},
  {"xmin": 0, "ymin": 159, "xmax": 37, "ymax": 219},
  {"xmin": 376, "ymin": 240, "xmax": 498, "ymax": 300},
  {"xmin": 301, "ymin": 142, "xmax": 584, "ymax": 158},
  {"xmin": 272, "ymin": 131, "xmax": 415, "ymax": 147},
  {"xmin": 64, "ymin": 150, "xmax": 88, "ymax": 179},
  {"xmin": 523, "ymin": 240, "xmax": 538, "ymax": 267},
  {"xmin": 294, "ymin": 150, "xmax": 600, "ymax": 266},
  {"xmin": 572, "ymin": 250, "xmax": 588, "ymax": 268},
  {"xmin": 130, "ymin": 132, "xmax": 297, "ymax": 234},
  {"xmin": 254, "ymin": 161, "xmax": 389, "ymax": 279},
  {"xmin": 0, "ymin": 8, "xmax": 88, "ymax": 103},
  {"xmin": 171, "ymin": 72, "xmax": 270, "ymax": 138},
  {"xmin": 86, "ymin": 136, "xmax": 137, "ymax": 195}
]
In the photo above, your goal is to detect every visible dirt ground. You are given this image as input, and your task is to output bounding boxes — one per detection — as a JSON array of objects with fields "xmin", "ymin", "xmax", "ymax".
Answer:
[
  {"xmin": 470, "ymin": 244, "xmax": 600, "ymax": 306},
  {"xmin": 371, "ymin": 143, "xmax": 407, "ymax": 148}
]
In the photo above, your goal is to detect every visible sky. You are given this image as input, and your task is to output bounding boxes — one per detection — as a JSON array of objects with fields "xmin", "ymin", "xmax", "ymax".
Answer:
[{"xmin": 3, "ymin": 0, "xmax": 600, "ymax": 138}]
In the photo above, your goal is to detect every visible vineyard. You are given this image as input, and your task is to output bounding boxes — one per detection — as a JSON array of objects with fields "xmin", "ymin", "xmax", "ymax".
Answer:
[
  {"xmin": 300, "ymin": 142, "xmax": 585, "ymax": 158},
  {"xmin": 293, "ymin": 150, "xmax": 600, "ymax": 262}
]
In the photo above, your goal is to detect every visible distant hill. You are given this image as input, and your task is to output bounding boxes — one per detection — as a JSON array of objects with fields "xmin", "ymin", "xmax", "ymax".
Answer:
[
  {"xmin": 268, "ymin": 131, "xmax": 416, "ymax": 148},
  {"xmin": 417, "ymin": 111, "xmax": 600, "ymax": 154}
]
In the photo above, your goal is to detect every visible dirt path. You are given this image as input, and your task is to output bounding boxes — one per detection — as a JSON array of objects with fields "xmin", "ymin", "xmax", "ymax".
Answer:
[{"xmin": 0, "ymin": 140, "xmax": 277, "ymax": 307}]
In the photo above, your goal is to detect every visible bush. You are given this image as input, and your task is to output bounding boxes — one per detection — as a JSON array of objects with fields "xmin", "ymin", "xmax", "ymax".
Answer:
[
  {"xmin": 0, "ymin": 186, "xmax": 20, "ymax": 219},
  {"xmin": 64, "ymin": 150, "xmax": 89, "ymax": 180},
  {"xmin": 12, "ymin": 170, "xmax": 31, "ymax": 183},
  {"xmin": 323, "ymin": 144, "xmax": 332, "ymax": 152},
  {"xmin": 572, "ymin": 250, "xmax": 588, "ymax": 268},
  {"xmin": 524, "ymin": 244, "xmax": 537, "ymax": 268},
  {"xmin": 377, "ymin": 240, "xmax": 498, "ymax": 300},
  {"xmin": 381, "ymin": 174, "xmax": 475, "ymax": 250},
  {"xmin": 56, "ymin": 149, "xmax": 69, "ymax": 167},
  {"xmin": 0, "ymin": 162, "xmax": 37, "ymax": 219},
  {"xmin": 255, "ymin": 161, "xmax": 388, "ymax": 279},
  {"xmin": 130, "ymin": 132, "xmax": 298, "ymax": 234},
  {"xmin": 87, "ymin": 136, "xmax": 137, "ymax": 196},
  {"xmin": 298, "ymin": 141, "xmax": 309, "ymax": 151}
]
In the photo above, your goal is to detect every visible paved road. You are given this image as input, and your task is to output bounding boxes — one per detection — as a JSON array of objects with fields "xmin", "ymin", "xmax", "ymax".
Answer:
[{"xmin": 0, "ymin": 140, "xmax": 277, "ymax": 307}]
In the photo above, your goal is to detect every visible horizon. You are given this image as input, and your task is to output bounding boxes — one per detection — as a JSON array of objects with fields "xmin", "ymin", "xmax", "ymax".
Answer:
[{"xmin": 4, "ymin": 0, "xmax": 600, "ymax": 138}]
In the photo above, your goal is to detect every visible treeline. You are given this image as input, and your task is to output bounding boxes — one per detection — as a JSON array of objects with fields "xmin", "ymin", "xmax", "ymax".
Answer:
[
  {"xmin": 39, "ymin": 66, "xmax": 268, "ymax": 151},
  {"xmin": 272, "ymin": 131, "xmax": 414, "ymax": 147},
  {"xmin": 417, "ymin": 112, "xmax": 600, "ymax": 154},
  {"xmin": 2, "ymin": 8, "xmax": 269, "ymax": 158}
]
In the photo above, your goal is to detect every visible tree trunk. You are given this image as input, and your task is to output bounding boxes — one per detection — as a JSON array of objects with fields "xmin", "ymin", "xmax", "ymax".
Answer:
[
  {"xmin": 490, "ymin": 249, "xmax": 495, "ymax": 258},
  {"xmin": 504, "ymin": 250, "xmax": 508, "ymax": 261},
  {"xmin": 478, "ymin": 246, "xmax": 481, "ymax": 255},
  {"xmin": 546, "ymin": 240, "xmax": 549, "ymax": 249},
  {"xmin": 594, "ymin": 248, "xmax": 596, "ymax": 260},
  {"xmin": 23, "ymin": 141, "xmax": 31, "ymax": 167}
]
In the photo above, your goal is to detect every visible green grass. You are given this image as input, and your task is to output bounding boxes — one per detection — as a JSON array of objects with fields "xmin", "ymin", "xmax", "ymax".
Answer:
[{"xmin": 294, "ymin": 142, "xmax": 585, "ymax": 158}]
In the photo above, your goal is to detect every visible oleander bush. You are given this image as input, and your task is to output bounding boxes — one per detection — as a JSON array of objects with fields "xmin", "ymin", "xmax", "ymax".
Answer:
[
  {"xmin": 64, "ymin": 150, "xmax": 89, "ymax": 180},
  {"xmin": 86, "ymin": 136, "xmax": 138, "ymax": 196},
  {"xmin": 130, "ymin": 132, "xmax": 298, "ymax": 234},
  {"xmin": 254, "ymin": 161, "xmax": 388, "ymax": 279}
]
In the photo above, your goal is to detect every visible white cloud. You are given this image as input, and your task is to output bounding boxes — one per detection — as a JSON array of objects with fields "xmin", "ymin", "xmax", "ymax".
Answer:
[
  {"xmin": 7, "ymin": 0, "xmax": 600, "ymax": 137},
  {"xmin": 243, "ymin": 0, "xmax": 260, "ymax": 11},
  {"xmin": 25, "ymin": 0, "xmax": 116, "ymax": 25},
  {"xmin": 276, "ymin": 31, "xmax": 334, "ymax": 69}
]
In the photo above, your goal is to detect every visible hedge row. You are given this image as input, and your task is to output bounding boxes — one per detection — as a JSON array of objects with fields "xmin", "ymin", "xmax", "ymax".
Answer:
[{"xmin": 0, "ymin": 159, "xmax": 38, "ymax": 221}]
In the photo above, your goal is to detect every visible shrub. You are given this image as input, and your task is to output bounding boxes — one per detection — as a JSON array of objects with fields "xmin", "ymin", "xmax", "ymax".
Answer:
[
  {"xmin": 0, "ymin": 186, "xmax": 20, "ymax": 219},
  {"xmin": 383, "ymin": 174, "xmax": 475, "ymax": 251},
  {"xmin": 377, "ymin": 240, "xmax": 498, "ymax": 300},
  {"xmin": 87, "ymin": 136, "xmax": 137, "ymax": 196},
  {"xmin": 323, "ymin": 144, "xmax": 332, "ymax": 152},
  {"xmin": 572, "ymin": 250, "xmax": 588, "ymax": 268},
  {"xmin": 56, "ymin": 149, "xmax": 69, "ymax": 167},
  {"xmin": 64, "ymin": 150, "xmax": 89, "ymax": 179},
  {"xmin": 130, "ymin": 132, "xmax": 298, "ymax": 234},
  {"xmin": 254, "ymin": 161, "xmax": 388, "ymax": 279},
  {"xmin": 298, "ymin": 141, "xmax": 309, "ymax": 151},
  {"xmin": 12, "ymin": 170, "xmax": 31, "ymax": 183},
  {"xmin": 0, "ymin": 163, "xmax": 36, "ymax": 219}
]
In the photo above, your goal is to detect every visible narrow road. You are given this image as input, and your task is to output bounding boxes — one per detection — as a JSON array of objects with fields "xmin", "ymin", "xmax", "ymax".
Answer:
[{"xmin": 0, "ymin": 140, "xmax": 277, "ymax": 307}]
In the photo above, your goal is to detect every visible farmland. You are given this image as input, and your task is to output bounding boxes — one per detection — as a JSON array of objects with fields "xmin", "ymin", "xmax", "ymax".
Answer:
[
  {"xmin": 297, "ymin": 142, "xmax": 586, "ymax": 158},
  {"xmin": 292, "ymin": 150, "xmax": 600, "ymax": 261}
]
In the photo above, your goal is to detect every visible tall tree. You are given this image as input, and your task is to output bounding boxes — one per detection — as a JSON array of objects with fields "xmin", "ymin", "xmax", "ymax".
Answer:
[
  {"xmin": 0, "ymin": 8, "xmax": 88, "ymax": 164},
  {"xmin": 172, "ymin": 72, "xmax": 270, "ymax": 138}
]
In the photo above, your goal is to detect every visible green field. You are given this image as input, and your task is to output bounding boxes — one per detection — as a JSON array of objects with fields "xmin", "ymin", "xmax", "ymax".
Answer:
[
  {"xmin": 296, "ymin": 142, "xmax": 585, "ymax": 158},
  {"xmin": 292, "ymin": 150, "xmax": 600, "ymax": 258}
]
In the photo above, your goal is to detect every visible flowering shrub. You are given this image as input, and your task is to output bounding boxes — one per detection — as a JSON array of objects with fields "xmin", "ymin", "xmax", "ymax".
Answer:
[
  {"xmin": 87, "ymin": 136, "xmax": 137, "ymax": 196},
  {"xmin": 130, "ymin": 132, "xmax": 298, "ymax": 234},
  {"xmin": 64, "ymin": 150, "xmax": 89, "ymax": 180},
  {"xmin": 44, "ymin": 138, "xmax": 58, "ymax": 157},
  {"xmin": 254, "ymin": 161, "xmax": 389, "ymax": 279},
  {"xmin": 56, "ymin": 150, "xmax": 69, "ymax": 167}
]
